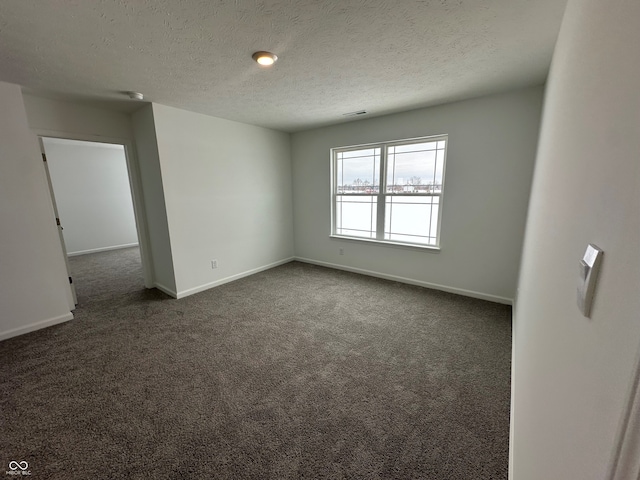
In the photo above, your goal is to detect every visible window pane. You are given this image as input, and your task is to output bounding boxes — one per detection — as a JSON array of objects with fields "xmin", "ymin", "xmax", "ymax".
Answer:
[
  {"xmin": 340, "ymin": 148, "xmax": 378, "ymax": 159},
  {"xmin": 336, "ymin": 148, "xmax": 380, "ymax": 194},
  {"xmin": 392, "ymin": 141, "xmax": 438, "ymax": 154},
  {"xmin": 430, "ymin": 200, "xmax": 440, "ymax": 239},
  {"xmin": 386, "ymin": 143, "xmax": 438, "ymax": 193},
  {"xmin": 335, "ymin": 195, "xmax": 377, "ymax": 239},
  {"xmin": 384, "ymin": 196, "xmax": 438, "ymax": 245},
  {"xmin": 333, "ymin": 136, "xmax": 446, "ymax": 248}
]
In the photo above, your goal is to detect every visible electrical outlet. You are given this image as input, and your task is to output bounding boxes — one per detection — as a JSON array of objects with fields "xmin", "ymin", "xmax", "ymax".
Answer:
[
  {"xmin": 211, "ymin": 260, "xmax": 218, "ymax": 269},
  {"xmin": 339, "ymin": 248, "xmax": 344, "ymax": 255}
]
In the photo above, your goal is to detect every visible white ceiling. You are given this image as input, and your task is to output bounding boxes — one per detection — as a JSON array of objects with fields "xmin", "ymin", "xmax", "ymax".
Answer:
[{"xmin": 0, "ymin": 0, "xmax": 567, "ymax": 133}]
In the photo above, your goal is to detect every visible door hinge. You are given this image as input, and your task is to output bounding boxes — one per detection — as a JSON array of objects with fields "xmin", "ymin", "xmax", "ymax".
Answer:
[
  {"xmin": 42, "ymin": 153, "xmax": 47, "ymax": 162},
  {"xmin": 56, "ymin": 218, "xmax": 61, "ymax": 226},
  {"xmin": 69, "ymin": 277, "xmax": 73, "ymax": 284}
]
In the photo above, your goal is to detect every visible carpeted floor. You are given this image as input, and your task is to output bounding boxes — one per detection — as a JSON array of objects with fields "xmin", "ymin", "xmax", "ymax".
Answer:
[{"xmin": 0, "ymin": 247, "xmax": 512, "ymax": 479}]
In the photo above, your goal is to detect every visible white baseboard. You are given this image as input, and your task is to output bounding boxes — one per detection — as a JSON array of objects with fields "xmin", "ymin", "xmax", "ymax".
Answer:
[
  {"xmin": 175, "ymin": 257, "xmax": 296, "ymax": 299},
  {"xmin": 68, "ymin": 242, "xmax": 139, "ymax": 257},
  {"xmin": 0, "ymin": 312, "xmax": 74, "ymax": 342},
  {"xmin": 154, "ymin": 282, "xmax": 178, "ymax": 298},
  {"xmin": 294, "ymin": 256, "xmax": 513, "ymax": 305}
]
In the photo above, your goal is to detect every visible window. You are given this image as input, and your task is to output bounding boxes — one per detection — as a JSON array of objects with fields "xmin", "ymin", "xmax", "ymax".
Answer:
[{"xmin": 331, "ymin": 135, "xmax": 447, "ymax": 248}]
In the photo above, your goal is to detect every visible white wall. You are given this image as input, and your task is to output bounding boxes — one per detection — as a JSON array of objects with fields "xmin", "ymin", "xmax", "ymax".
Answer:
[
  {"xmin": 22, "ymin": 94, "xmax": 134, "ymax": 140},
  {"xmin": 22, "ymin": 94, "xmax": 156, "ymax": 289},
  {"xmin": 131, "ymin": 105, "xmax": 177, "ymax": 294},
  {"xmin": 150, "ymin": 103, "xmax": 294, "ymax": 297},
  {"xmin": 43, "ymin": 138, "xmax": 138, "ymax": 255},
  {"xmin": 0, "ymin": 81, "xmax": 73, "ymax": 340},
  {"xmin": 511, "ymin": 1, "xmax": 640, "ymax": 478},
  {"xmin": 291, "ymin": 87, "xmax": 543, "ymax": 303}
]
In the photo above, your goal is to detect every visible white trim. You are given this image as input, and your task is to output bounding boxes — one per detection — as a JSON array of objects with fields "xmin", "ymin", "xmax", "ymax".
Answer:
[
  {"xmin": 38, "ymin": 137, "xmax": 77, "ymax": 310},
  {"xmin": 508, "ymin": 300, "xmax": 518, "ymax": 480},
  {"xmin": 154, "ymin": 282, "xmax": 178, "ymax": 298},
  {"xmin": 330, "ymin": 133, "xmax": 449, "ymax": 152},
  {"xmin": 67, "ymin": 243, "xmax": 139, "ymax": 257},
  {"xmin": 295, "ymin": 256, "xmax": 513, "ymax": 305},
  {"xmin": 42, "ymin": 137, "xmax": 123, "ymax": 149},
  {"xmin": 0, "ymin": 312, "xmax": 74, "ymax": 342},
  {"xmin": 330, "ymin": 234, "xmax": 441, "ymax": 252},
  {"xmin": 32, "ymin": 129, "xmax": 129, "ymax": 144},
  {"xmin": 607, "ymin": 349, "xmax": 640, "ymax": 480},
  {"xmin": 175, "ymin": 257, "xmax": 296, "ymax": 299}
]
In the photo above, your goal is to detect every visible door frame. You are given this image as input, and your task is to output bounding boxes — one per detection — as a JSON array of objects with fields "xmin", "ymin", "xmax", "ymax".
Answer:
[
  {"xmin": 35, "ymin": 129, "xmax": 154, "ymax": 292},
  {"xmin": 607, "ymin": 348, "xmax": 640, "ymax": 479},
  {"xmin": 39, "ymin": 137, "xmax": 78, "ymax": 308}
]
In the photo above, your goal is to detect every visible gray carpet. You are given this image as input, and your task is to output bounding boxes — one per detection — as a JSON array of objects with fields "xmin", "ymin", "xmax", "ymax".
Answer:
[{"xmin": 1, "ymin": 247, "xmax": 512, "ymax": 479}]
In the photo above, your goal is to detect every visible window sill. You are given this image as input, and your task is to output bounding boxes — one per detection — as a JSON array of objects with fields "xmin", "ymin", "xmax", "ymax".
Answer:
[{"xmin": 329, "ymin": 234, "xmax": 441, "ymax": 252}]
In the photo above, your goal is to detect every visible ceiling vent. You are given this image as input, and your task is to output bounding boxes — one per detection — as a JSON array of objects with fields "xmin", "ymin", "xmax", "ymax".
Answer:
[{"xmin": 342, "ymin": 110, "xmax": 367, "ymax": 117}]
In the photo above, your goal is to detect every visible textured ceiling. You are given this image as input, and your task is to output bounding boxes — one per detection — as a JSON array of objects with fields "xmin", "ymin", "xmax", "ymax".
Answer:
[{"xmin": 0, "ymin": 0, "xmax": 567, "ymax": 132}]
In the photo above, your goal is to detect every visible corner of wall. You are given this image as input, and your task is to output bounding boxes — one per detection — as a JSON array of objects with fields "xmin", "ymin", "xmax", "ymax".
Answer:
[
  {"xmin": 130, "ymin": 104, "xmax": 178, "ymax": 294},
  {"xmin": 0, "ymin": 81, "xmax": 74, "ymax": 340}
]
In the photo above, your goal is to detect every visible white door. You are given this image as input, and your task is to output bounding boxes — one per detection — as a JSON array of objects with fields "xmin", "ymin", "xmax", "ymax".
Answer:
[{"xmin": 39, "ymin": 138, "xmax": 77, "ymax": 306}]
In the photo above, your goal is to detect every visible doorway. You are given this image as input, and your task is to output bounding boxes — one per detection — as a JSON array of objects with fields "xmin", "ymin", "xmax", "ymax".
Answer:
[{"xmin": 40, "ymin": 136, "xmax": 152, "ymax": 306}]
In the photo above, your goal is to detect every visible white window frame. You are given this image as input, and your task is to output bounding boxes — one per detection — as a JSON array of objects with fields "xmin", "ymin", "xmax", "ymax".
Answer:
[{"xmin": 330, "ymin": 134, "xmax": 448, "ymax": 250}]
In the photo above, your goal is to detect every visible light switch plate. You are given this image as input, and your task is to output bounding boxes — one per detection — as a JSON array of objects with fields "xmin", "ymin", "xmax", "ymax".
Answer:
[{"xmin": 577, "ymin": 244, "xmax": 603, "ymax": 317}]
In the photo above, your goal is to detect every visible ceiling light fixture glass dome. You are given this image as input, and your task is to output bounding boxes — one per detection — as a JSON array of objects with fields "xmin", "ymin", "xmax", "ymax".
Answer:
[{"xmin": 252, "ymin": 51, "xmax": 278, "ymax": 66}]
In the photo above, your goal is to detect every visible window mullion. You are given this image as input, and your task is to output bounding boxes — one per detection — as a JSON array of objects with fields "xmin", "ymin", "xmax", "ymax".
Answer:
[
  {"xmin": 376, "ymin": 146, "xmax": 387, "ymax": 241},
  {"xmin": 331, "ymin": 151, "xmax": 342, "ymax": 235}
]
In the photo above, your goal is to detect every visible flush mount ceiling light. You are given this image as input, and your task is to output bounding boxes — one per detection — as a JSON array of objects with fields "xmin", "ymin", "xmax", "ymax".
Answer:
[
  {"xmin": 127, "ymin": 91, "xmax": 144, "ymax": 100},
  {"xmin": 252, "ymin": 51, "xmax": 278, "ymax": 66}
]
